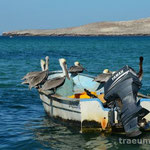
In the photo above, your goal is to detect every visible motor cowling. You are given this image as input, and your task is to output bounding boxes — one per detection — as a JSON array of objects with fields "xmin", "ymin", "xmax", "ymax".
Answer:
[{"xmin": 104, "ymin": 65, "xmax": 148, "ymax": 137}]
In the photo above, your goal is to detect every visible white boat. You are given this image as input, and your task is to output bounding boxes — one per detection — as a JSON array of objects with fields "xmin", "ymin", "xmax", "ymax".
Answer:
[
  {"xmin": 38, "ymin": 71, "xmax": 150, "ymax": 133},
  {"xmin": 38, "ymin": 71, "xmax": 109, "ymax": 129}
]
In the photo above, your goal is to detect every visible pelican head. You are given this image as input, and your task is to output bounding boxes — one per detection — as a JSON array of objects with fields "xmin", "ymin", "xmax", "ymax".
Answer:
[
  {"xmin": 40, "ymin": 59, "xmax": 46, "ymax": 71},
  {"xmin": 140, "ymin": 56, "xmax": 143, "ymax": 63},
  {"xmin": 59, "ymin": 58, "xmax": 66, "ymax": 64},
  {"xmin": 45, "ymin": 56, "xmax": 49, "ymax": 70},
  {"xmin": 103, "ymin": 69, "xmax": 110, "ymax": 74},
  {"xmin": 74, "ymin": 61, "xmax": 80, "ymax": 66},
  {"xmin": 59, "ymin": 58, "xmax": 70, "ymax": 80}
]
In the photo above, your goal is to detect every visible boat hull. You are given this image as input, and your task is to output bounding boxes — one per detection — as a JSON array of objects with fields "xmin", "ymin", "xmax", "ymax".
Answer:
[
  {"xmin": 38, "ymin": 71, "xmax": 150, "ymax": 132},
  {"xmin": 39, "ymin": 91, "xmax": 113, "ymax": 131},
  {"xmin": 40, "ymin": 93, "xmax": 81, "ymax": 121}
]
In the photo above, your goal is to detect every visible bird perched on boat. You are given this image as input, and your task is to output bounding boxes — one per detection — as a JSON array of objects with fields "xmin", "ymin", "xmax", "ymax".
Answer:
[
  {"xmin": 69, "ymin": 61, "xmax": 86, "ymax": 74},
  {"xmin": 22, "ymin": 56, "xmax": 49, "ymax": 89},
  {"xmin": 137, "ymin": 56, "xmax": 143, "ymax": 81},
  {"xmin": 41, "ymin": 58, "xmax": 71, "ymax": 91},
  {"xmin": 93, "ymin": 69, "xmax": 114, "ymax": 83}
]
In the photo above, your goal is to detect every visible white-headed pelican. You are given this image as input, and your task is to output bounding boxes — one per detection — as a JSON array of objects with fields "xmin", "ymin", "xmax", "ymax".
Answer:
[
  {"xmin": 94, "ymin": 69, "xmax": 113, "ymax": 83},
  {"xmin": 22, "ymin": 56, "xmax": 49, "ymax": 89},
  {"xmin": 69, "ymin": 61, "xmax": 86, "ymax": 74}
]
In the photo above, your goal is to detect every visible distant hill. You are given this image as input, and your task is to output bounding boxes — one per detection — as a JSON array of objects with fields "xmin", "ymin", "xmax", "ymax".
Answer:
[{"xmin": 2, "ymin": 18, "xmax": 150, "ymax": 36}]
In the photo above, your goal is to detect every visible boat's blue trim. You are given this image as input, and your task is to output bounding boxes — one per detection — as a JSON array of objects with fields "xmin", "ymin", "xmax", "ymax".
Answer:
[
  {"xmin": 140, "ymin": 98, "xmax": 150, "ymax": 102},
  {"xmin": 80, "ymin": 98, "xmax": 110, "ymax": 111}
]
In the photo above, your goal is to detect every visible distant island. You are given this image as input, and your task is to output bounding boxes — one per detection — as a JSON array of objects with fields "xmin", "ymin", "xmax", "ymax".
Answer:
[{"xmin": 2, "ymin": 18, "xmax": 150, "ymax": 36}]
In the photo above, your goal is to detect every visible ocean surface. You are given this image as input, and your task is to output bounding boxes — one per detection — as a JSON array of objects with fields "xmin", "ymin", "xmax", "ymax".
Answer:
[{"xmin": 0, "ymin": 36, "xmax": 150, "ymax": 150}]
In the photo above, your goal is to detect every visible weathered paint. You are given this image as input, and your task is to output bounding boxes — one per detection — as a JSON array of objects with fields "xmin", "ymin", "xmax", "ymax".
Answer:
[{"xmin": 80, "ymin": 98, "xmax": 109, "ymax": 129}]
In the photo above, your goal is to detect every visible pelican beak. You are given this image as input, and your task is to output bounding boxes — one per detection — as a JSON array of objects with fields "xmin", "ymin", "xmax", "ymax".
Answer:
[
  {"xmin": 84, "ymin": 67, "xmax": 88, "ymax": 72},
  {"xmin": 80, "ymin": 64, "xmax": 88, "ymax": 72},
  {"xmin": 66, "ymin": 73, "xmax": 70, "ymax": 80},
  {"xmin": 64, "ymin": 63, "xmax": 70, "ymax": 80}
]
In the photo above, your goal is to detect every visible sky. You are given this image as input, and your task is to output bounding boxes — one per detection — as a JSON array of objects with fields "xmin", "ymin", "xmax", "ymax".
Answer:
[{"xmin": 0, "ymin": 0, "xmax": 150, "ymax": 35}]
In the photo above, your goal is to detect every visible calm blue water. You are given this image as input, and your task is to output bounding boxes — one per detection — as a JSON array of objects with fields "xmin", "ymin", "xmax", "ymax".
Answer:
[{"xmin": 0, "ymin": 36, "xmax": 150, "ymax": 150}]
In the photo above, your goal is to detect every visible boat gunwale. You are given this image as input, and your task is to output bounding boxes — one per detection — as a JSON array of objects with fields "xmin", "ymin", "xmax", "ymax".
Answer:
[
  {"xmin": 39, "ymin": 90, "xmax": 81, "ymax": 102},
  {"xmin": 39, "ymin": 90, "xmax": 106, "ymax": 103}
]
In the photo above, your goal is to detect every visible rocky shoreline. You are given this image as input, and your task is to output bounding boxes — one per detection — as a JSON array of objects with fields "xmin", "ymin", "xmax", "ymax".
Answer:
[{"xmin": 2, "ymin": 18, "xmax": 150, "ymax": 36}]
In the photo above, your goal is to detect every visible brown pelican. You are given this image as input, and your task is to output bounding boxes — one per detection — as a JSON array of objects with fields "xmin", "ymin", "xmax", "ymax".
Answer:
[
  {"xmin": 28, "ymin": 56, "xmax": 49, "ymax": 89},
  {"xmin": 137, "ymin": 56, "xmax": 143, "ymax": 81},
  {"xmin": 94, "ymin": 69, "xmax": 113, "ymax": 83},
  {"xmin": 69, "ymin": 61, "xmax": 86, "ymax": 74},
  {"xmin": 41, "ymin": 58, "xmax": 70, "ymax": 91},
  {"xmin": 22, "ymin": 56, "xmax": 49, "ymax": 89}
]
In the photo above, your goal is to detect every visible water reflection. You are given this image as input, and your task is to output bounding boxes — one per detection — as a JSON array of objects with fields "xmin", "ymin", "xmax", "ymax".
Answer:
[
  {"xmin": 32, "ymin": 117, "xmax": 86, "ymax": 149},
  {"xmin": 27, "ymin": 116, "xmax": 117, "ymax": 149},
  {"xmin": 26, "ymin": 115, "xmax": 150, "ymax": 150}
]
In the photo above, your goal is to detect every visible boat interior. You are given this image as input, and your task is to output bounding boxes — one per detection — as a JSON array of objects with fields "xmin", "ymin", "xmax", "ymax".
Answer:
[{"xmin": 48, "ymin": 71, "xmax": 104, "ymax": 97}]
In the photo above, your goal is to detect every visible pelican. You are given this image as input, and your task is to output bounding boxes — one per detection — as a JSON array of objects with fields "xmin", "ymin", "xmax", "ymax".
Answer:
[
  {"xmin": 41, "ymin": 58, "xmax": 70, "ymax": 91},
  {"xmin": 28, "ymin": 56, "xmax": 49, "ymax": 89},
  {"xmin": 22, "ymin": 56, "xmax": 49, "ymax": 89},
  {"xmin": 69, "ymin": 61, "xmax": 86, "ymax": 74},
  {"xmin": 94, "ymin": 69, "xmax": 113, "ymax": 83},
  {"xmin": 137, "ymin": 56, "xmax": 143, "ymax": 81}
]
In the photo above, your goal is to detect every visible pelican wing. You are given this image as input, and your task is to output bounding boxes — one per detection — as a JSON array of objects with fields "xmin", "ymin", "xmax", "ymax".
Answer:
[
  {"xmin": 21, "ymin": 76, "xmax": 34, "ymax": 85},
  {"xmin": 42, "ymin": 77, "xmax": 65, "ymax": 91},
  {"xmin": 94, "ymin": 73, "xmax": 112, "ymax": 83},
  {"xmin": 29, "ymin": 70, "xmax": 48, "ymax": 89},
  {"xmin": 21, "ymin": 80, "xmax": 29, "ymax": 85},
  {"xmin": 69, "ymin": 66, "xmax": 84, "ymax": 73},
  {"xmin": 22, "ymin": 71, "xmax": 42, "ymax": 80}
]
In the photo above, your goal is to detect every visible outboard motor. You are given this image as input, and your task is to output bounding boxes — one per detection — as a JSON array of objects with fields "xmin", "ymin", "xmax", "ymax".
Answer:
[{"xmin": 104, "ymin": 65, "xmax": 149, "ymax": 137}]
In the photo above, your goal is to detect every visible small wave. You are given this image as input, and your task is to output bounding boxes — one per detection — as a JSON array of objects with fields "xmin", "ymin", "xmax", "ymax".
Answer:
[
  {"xmin": 0, "ymin": 83, "xmax": 16, "ymax": 88},
  {"xmin": 9, "ymin": 105, "xmax": 27, "ymax": 109}
]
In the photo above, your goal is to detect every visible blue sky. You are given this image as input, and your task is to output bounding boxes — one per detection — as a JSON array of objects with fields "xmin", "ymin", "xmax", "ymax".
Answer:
[{"xmin": 0, "ymin": 0, "xmax": 150, "ymax": 35}]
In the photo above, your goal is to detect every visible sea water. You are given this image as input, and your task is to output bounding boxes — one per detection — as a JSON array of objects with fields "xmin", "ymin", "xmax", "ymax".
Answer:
[{"xmin": 0, "ymin": 36, "xmax": 150, "ymax": 150}]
